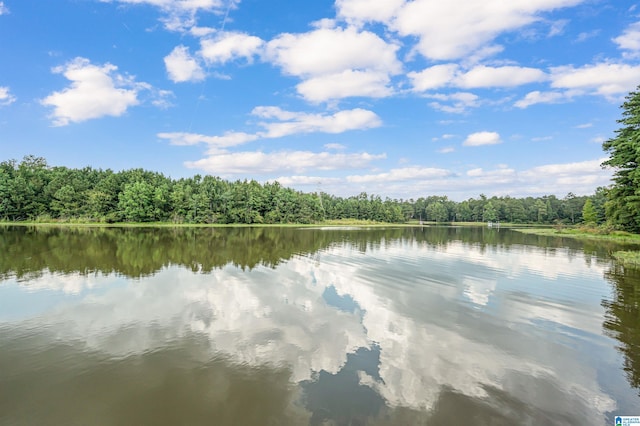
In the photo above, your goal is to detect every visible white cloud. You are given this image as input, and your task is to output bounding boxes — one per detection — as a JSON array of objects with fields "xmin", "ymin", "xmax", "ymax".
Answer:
[
  {"xmin": 463, "ymin": 131, "xmax": 502, "ymax": 146},
  {"xmin": 547, "ymin": 19, "xmax": 568, "ymax": 37},
  {"xmin": 265, "ymin": 27, "xmax": 400, "ymax": 77},
  {"xmin": 514, "ymin": 90, "xmax": 568, "ymax": 108},
  {"xmin": 456, "ymin": 65, "xmax": 547, "ymax": 88},
  {"xmin": 185, "ymin": 150, "xmax": 386, "ymax": 174},
  {"xmin": 525, "ymin": 157, "xmax": 606, "ymax": 176},
  {"xmin": 428, "ymin": 92, "xmax": 479, "ymax": 114},
  {"xmin": 158, "ymin": 131, "xmax": 258, "ymax": 147},
  {"xmin": 162, "ymin": 107, "xmax": 382, "ymax": 153},
  {"xmin": 41, "ymin": 57, "xmax": 142, "ymax": 126},
  {"xmin": 272, "ymin": 175, "xmax": 343, "ymax": 186},
  {"xmin": 251, "ymin": 106, "xmax": 382, "ymax": 138},
  {"xmin": 437, "ymin": 147, "xmax": 455, "ymax": 154},
  {"xmin": 0, "ymin": 1, "xmax": 8, "ymax": 14},
  {"xmin": 275, "ymin": 156, "xmax": 612, "ymax": 200},
  {"xmin": 200, "ymin": 32, "xmax": 264, "ymax": 64},
  {"xmin": 346, "ymin": 166, "xmax": 452, "ymax": 184},
  {"xmin": 103, "ymin": 0, "xmax": 231, "ymax": 32},
  {"xmin": 0, "ymin": 86, "xmax": 16, "ymax": 106},
  {"xmin": 408, "ymin": 64, "xmax": 459, "ymax": 91},
  {"xmin": 531, "ymin": 136, "xmax": 552, "ymax": 142},
  {"xmin": 296, "ymin": 70, "xmax": 393, "ymax": 102},
  {"xmin": 613, "ymin": 21, "xmax": 640, "ymax": 54},
  {"xmin": 551, "ymin": 63, "xmax": 640, "ymax": 97},
  {"xmin": 575, "ymin": 123, "xmax": 593, "ymax": 129},
  {"xmin": 520, "ymin": 158, "xmax": 611, "ymax": 189},
  {"xmin": 164, "ymin": 45, "xmax": 205, "ymax": 82},
  {"xmin": 391, "ymin": 0, "xmax": 584, "ymax": 60},
  {"xmin": 324, "ymin": 143, "xmax": 346, "ymax": 150},
  {"xmin": 410, "ymin": 64, "xmax": 546, "ymax": 92},
  {"xmin": 336, "ymin": 0, "xmax": 405, "ymax": 24},
  {"xmin": 189, "ymin": 25, "xmax": 216, "ymax": 37},
  {"xmin": 107, "ymin": 0, "xmax": 224, "ymax": 12}
]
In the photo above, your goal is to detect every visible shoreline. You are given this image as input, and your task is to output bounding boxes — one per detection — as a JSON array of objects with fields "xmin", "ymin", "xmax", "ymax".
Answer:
[
  {"xmin": 511, "ymin": 227, "xmax": 640, "ymax": 244},
  {"xmin": 0, "ymin": 220, "xmax": 550, "ymax": 229}
]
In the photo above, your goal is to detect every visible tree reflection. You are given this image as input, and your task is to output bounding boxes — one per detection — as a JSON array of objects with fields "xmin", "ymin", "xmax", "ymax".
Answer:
[
  {"xmin": 603, "ymin": 263, "xmax": 640, "ymax": 394},
  {"xmin": 0, "ymin": 225, "xmax": 620, "ymax": 280}
]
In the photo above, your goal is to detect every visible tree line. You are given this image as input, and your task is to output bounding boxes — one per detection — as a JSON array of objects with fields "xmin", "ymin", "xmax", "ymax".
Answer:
[{"xmin": 0, "ymin": 155, "xmax": 604, "ymax": 225}]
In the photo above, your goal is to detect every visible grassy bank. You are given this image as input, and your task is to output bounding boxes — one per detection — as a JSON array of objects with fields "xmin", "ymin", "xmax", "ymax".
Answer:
[
  {"xmin": 612, "ymin": 251, "xmax": 640, "ymax": 267},
  {"xmin": 513, "ymin": 227, "xmax": 640, "ymax": 244},
  {"xmin": 514, "ymin": 227, "xmax": 640, "ymax": 269}
]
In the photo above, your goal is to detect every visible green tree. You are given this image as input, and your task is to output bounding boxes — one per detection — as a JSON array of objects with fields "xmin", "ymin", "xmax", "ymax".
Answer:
[
  {"xmin": 602, "ymin": 86, "xmax": 640, "ymax": 232},
  {"xmin": 118, "ymin": 181, "xmax": 155, "ymax": 222},
  {"xmin": 582, "ymin": 199, "xmax": 597, "ymax": 225},
  {"xmin": 426, "ymin": 201, "xmax": 448, "ymax": 222},
  {"xmin": 533, "ymin": 199, "xmax": 547, "ymax": 223},
  {"xmin": 483, "ymin": 201, "xmax": 497, "ymax": 222}
]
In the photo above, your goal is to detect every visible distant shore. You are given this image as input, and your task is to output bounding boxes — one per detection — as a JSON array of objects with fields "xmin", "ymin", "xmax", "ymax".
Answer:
[{"xmin": 0, "ymin": 219, "xmax": 549, "ymax": 228}]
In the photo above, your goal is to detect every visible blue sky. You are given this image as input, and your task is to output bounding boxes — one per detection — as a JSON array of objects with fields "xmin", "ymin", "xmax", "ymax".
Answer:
[{"xmin": 0, "ymin": 0, "xmax": 638, "ymax": 200}]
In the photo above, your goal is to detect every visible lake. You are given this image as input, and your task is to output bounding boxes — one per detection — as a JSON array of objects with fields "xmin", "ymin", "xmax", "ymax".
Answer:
[{"xmin": 0, "ymin": 225, "xmax": 639, "ymax": 425}]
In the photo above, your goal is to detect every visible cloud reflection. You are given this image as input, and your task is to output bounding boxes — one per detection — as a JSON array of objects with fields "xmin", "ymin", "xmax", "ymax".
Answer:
[{"xmin": 1, "ymin": 237, "xmax": 621, "ymax": 424}]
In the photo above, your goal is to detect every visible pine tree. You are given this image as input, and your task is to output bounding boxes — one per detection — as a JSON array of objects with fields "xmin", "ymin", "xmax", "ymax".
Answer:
[{"xmin": 602, "ymin": 87, "xmax": 640, "ymax": 232}]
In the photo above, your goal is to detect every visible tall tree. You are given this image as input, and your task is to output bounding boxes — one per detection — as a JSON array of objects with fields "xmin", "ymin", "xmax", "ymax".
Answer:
[
  {"xmin": 602, "ymin": 86, "xmax": 640, "ymax": 232},
  {"xmin": 582, "ymin": 199, "xmax": 597, "ymax": 225}
]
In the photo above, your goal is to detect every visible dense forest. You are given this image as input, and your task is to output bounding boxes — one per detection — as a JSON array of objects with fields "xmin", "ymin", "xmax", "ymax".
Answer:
[{"xmin": 0, "ymin": 155, "xmax": 604, "ymax": 225}]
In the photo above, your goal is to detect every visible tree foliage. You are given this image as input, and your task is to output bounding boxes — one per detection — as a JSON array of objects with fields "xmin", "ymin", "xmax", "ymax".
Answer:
[
  {"xmin": 602, "ymin": 87, "xmax": 640, "ymax": 232},
  {"xmin": 0, "ymin": 156, "xmax": 606, "ymax": 225}
]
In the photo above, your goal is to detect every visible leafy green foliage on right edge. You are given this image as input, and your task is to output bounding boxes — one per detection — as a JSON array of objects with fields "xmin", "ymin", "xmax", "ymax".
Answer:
[{"xmin": 602, "ymin": 86, "xmax": 640, "ymax": 232}]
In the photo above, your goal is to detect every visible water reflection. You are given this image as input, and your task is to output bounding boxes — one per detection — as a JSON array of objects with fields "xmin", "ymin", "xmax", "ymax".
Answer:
[
  {"xmin": 0, "ymin": 225, "xmax": 639, "ymax": 425},
  {"xmin": 603, "ymin": 264, "xmax": 640, "ymax": 395}
]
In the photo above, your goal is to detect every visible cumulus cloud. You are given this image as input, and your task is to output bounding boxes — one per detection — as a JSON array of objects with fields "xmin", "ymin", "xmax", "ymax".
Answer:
[
  {"xmin": 164, "ymin": 45, "xmax": 205, "ymax": 82},
  {"xmin": 265, "ymin": 27, "xmax": 401, "ymax": 77},
  {"xmin": 456, "ymin": 65, "xmax": 547, "ymax": 88},
  {"xmin": 41, "ymin": 57, "xmax": 142, "ymax": 126},
  {"xmin": 185, "ymin": 150, "xmax": 386, "ymax": 174},
  {"xmin": 390, "ymin": 0, "xmax": 584, "ymax": 60},
  {"xmin": 514, "ymin": 90, "xmax": 568, "ymax": 108},
  {"xmin": 251, "ymin": 106, "xmax": 382, "ymax": 138},
  {"xmin": 409, "ymin": 64, "xmax": 547, "ymax": 91},
  {"xmin": 346, "ymin": 166, "xmax": 452, "ymax": 184},
  {"xmin": 0, "ymin": 86, "xmax": 16, "ymax": 106},
  {"xmin": 161, "ymin": 107, "xmax": 382, "ymax": 153},
  {"xmin": 550, "ymin": 63, "xmax": 640, "ymax": 98},
  {"xmin": 264, "ymin": 26, "xmax": 401, "ymax": 101},
  {"xmin": 158, "ymin": 131, "xmax": 259, "ymax": 147},
  {"xmin": 273, "ymin": 175, "xmax": 343, "ymax": 186},
  {"xmin": 200, "ymin": 32, "xmax": 264, "ymax": 64},
  {"xmin": 296, "ymin": 70, "xmax": 393, "ymax": 102},
  {"xmin": 336, "ymin": 0, "xmax": 404, "ymax": 24},
  {"xmin": 463, "ymin": 131, "xmax": 502, "ymax": 146},
  {"xmin": 265, "ymin": 156, "xmax": 612, "ymax": 200},
  {"xmin": 427, "ymin": 92, "xmax": 480, "ymax": 113},
  {"xmin": 408, "ymin": 64, "xmax": 459, "ymax": 91},
  {"xmin": 613, "ymin": 21, "xmax": 640, "ymax": 55}
]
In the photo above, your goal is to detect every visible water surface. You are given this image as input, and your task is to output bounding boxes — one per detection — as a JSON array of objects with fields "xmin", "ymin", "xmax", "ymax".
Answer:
[{"xmin": 0, "ymin": 225, "xmax": 638, "ymax": 425}]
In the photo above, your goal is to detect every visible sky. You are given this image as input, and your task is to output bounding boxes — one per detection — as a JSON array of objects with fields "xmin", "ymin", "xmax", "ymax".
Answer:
[{"xmin": 0, "ymin": 0, "xmax": 639, "ymax": 200}]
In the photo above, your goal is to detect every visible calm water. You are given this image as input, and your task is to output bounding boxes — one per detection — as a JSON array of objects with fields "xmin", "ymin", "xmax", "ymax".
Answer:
[{"xmin": 0, "ymin": 225, "xmax": 639, "ymax": 425}]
